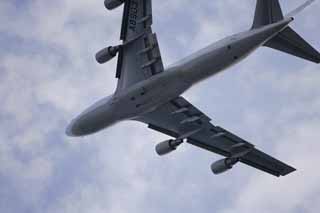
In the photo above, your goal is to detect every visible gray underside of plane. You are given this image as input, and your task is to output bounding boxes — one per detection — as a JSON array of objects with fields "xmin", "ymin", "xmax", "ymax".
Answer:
[{"xmin": 66, "ymin": 0, "xmax": 319, "ymax": 177}]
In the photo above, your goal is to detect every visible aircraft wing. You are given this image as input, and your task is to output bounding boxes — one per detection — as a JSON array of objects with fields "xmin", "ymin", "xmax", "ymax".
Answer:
[
  {"xmin": 115, "ymin": 0, "xmax": 164, "ymax": 91},
  {"xmin": 137, "ymin": 96, "xmax": 296, "ymax": 177}
]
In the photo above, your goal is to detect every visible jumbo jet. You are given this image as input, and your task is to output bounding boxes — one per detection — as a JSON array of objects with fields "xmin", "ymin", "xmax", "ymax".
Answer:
[{"xmin": 66, "ymin": 0, "xmax": 320, "ymax": 177}]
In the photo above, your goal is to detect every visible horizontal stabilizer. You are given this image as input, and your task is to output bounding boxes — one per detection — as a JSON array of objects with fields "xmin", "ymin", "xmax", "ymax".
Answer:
[{"xmin": 264, "ymin": 27, "xmax": 320, "ymax": 63}]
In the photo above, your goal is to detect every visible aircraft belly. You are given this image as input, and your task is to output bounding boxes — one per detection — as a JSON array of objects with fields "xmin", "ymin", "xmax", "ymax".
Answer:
[
  {"xmin": 180, "ymin": 31, "xmax": 273, "ymax": 85},
  {"xmin": 115, "ymin": 71, "xmax": 191, "ymax": 119},
  {"xmin": 181, "ymin": 47, "xmax": 245, "ymax": 84}
]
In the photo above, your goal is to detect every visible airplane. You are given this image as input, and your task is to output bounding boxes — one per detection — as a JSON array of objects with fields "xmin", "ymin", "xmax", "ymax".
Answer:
[{"xmin": 66, "ymin": 0, "xmax": 320, "ymax": 177}]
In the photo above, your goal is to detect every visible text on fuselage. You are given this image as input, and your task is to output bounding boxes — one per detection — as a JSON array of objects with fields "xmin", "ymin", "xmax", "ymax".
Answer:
[{"xmin": 129, "ymin": 1, "xmax": 139, "ymax": 32}]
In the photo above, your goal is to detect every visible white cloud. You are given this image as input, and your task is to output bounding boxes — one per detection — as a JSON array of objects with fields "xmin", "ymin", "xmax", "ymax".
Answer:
[{"xmin": 0, "ymin": 0, "xmax": 320, "ymax": 213}]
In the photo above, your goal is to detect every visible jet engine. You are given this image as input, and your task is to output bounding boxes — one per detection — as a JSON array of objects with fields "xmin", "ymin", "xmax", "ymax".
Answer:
[
  {"xmin": 210, "ymin": 158, "xmax": 239, "ymax": 175},
  {"xmin": 95, "ymin": 46, "xmax": 120, "ymax": 64},
  {"xmin": 104, "ymin": 0, "xmax": 124, "ymax": 10},
  {"xmin": 155, "ymin": 139, "xmax": 183, "ymax": 156}
]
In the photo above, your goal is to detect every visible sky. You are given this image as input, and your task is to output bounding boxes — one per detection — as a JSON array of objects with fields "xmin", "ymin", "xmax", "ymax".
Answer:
[{"xmin": 0, "ymin": 0, "xmax": 320, "ymax": 212}]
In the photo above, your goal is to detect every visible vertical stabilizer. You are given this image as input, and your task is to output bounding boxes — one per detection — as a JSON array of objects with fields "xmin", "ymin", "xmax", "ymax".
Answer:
[
  {"xmin": 252, "ymin": 0, "xmax": 284, "ymax": 29},
  {"xmin": 252, "ymin": 0, "xmax": 320, "ymax": 63}
]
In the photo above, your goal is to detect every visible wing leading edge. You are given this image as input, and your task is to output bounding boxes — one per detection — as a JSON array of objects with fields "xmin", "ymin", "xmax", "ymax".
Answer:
[{"xmin": 138, "ymin": 97, "xmax": 296, "ymax": 177}]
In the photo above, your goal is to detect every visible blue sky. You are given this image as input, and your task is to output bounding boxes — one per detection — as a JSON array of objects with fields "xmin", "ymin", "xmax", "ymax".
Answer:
[{"xmin": 0, "ymin": 0, "xmax": 320, "ymax": 212}]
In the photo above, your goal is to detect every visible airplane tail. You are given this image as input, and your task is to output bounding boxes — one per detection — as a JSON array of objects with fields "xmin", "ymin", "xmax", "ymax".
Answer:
[{"xmin": 252, "ymin": 0, "xmax": 320, "ymax": 63}]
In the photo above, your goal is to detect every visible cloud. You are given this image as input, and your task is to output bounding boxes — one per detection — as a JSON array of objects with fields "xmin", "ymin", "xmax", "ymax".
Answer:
[{"xmin": 0, "ymin": 0, "xmax": 319, "ymax": 213}]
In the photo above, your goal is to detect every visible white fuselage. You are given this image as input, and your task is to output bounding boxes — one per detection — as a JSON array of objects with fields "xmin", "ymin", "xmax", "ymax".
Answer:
[{"xmin": 66, "ymin": 19, "xmax": 291, "ymax": 137}]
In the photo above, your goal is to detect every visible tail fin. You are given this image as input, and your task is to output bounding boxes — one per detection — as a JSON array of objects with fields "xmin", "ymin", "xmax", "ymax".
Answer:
[
  {"xmin": 252, "ymin": 0, "xmax": 320, "ymax": 63},
  {"xmin": 252, "ymin": 0, "xmax": 284, "ymax": 29}
]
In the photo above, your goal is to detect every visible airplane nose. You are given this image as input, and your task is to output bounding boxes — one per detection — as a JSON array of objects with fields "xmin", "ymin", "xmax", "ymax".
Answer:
[
  {"xmin": 66, "ymin": 119, "xmax": 88, "ymax": 137},
  {"xmin": 65, "ymin": 111, "xmax": 117, "ymax": 137},
  {"xmin": 65, "ymin": 96, "xmax": 118, "ymax": 137},
  {"xmin": 66, "ymin": 118, "xmax": 87, "ymax": 137},
  {"xmin": 65, "ymin": 120, "xmax": 77, "ymax": 137}
]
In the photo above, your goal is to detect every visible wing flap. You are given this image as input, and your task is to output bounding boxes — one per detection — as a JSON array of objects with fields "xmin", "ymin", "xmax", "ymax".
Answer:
[
  {"xmin": 170, "ymin": 97, "xmax": 211, "ymax": 122},
  {"xmin": 241, "ymin": 149, "xmax": 296, "ymax": 176},
  {"xmin": 140, "ymin": 33, "xmax": 164, "ymax": 75}
]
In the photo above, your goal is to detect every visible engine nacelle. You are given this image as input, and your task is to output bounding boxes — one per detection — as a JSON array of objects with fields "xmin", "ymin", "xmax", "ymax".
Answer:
[
  {"xmin": 210, "ymin": 158, "xmax": 238, "ymax": 175},
  {"xmin": 95, "ymin": 46, "xmax": 120, "ymax": 64},
  {"xmin": 104, "ymin": 0, "xmax": 124, "ymax": 10},
  {"xmin": 155, "ymin": 139, "xmax": 183, "ymax": 156}
]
